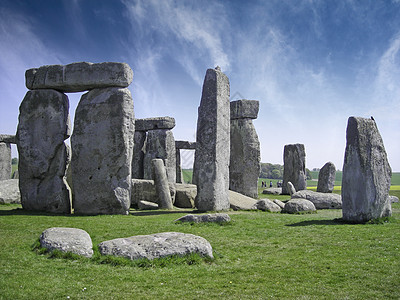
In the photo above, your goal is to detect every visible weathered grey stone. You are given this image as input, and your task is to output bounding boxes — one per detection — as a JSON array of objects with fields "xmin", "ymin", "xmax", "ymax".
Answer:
[
  {"xmin": 98, "ymin": 232, "xmax": 213, "ymax": 260},
  {"xmin": 193, "ymin": 68, "xmax": 230, "ymax": 212},
  {"xmin": 175, "ymin": 184, "xmax": 197, "ymax": 208},
  {"xmin": 230, "ymin": 100, "xmax": 259, "ymax": 119},
  {"xmin": 282, "ymin": 199, "xmax": 316, "ymax": 214},
  {"xmin": 175, "ymin": 213, "xmax": 231, "ymax": 223},
  {"xmin": 0, "ymin": 134, "xmax": 16, "ymax": 144},
  {"xmin": 389, "ymin": 195, "xmax": 399, "ymax": 203},
  {"xmin": 253, "ymin": 199, "xmax": 282, "ymax": 212},
  {"xmin": 26, "ymin": 62, "xmax": 133, "ymax": 93},
  {"xmin": 17, "ymin": 89, "xmax": 71, "ymax": 213},
  {"xmin": 292, "ymin": 190, "xmax": 342, "ymax": 209},
  {"xmin": 135, "ymin": 117, "xmax": 175, "ymax": 131},
  {"xmin": 131, "ymin": 179, "xmax": 176, "ymax": 208},
  {"xmin": 262, "ymin": 187, "xmax": 282, "ymax": 195},
  {"xmin": 0, "ymin": 143, "xmax": 11, "ymax": 180},
  {"xmin": 287, "ymin": 181, "xmax": 296, "ymax": 196},
  {"xmin": 138, "ymin": 200, "xmax": 159, "ymax": 210},
  {"xmin": 175, "ymin": 141, "xmax": 196, "ymax": 149},
  {"xmin": 317, "ymin": 162, "xmax": 336, "ymax": 193},
  {"xmin": 229, "ymin": 190, "xmax": 258, "ymax": 210},
  {"xmin": 342, "ymin": 117, "xmax": 392, "ymax": 223},
  {"xmin": 39, "ymin": 227, "xmax": 93, "ymax": 258},
  {"xmin": 229, "ymin": 118, "xmax": 260, "ymax": 198},
  {"xmin": 273, "ymin": 199, "xmax": 285, "ymax": 209},
  {"xmin": 71, "ymin": 87, "xmax": 134, "ymax": 215},
  {"xmin": 282, "ymin": 144, "xmax": 307, "ymax": 195},
  {"xmin": 143, "ymin": 129, "xmax": 176, "ymax": 183},
  {"xmin": 0, "ymin": 179, "xmax": 20, "ymax": 204},
  {"xmin": 152, "ymin": 159, "xmax": 173, "ymax": 209},
  {"xmin": 131, "ymin": 131, "xmax": 146, "ymax": 179}
]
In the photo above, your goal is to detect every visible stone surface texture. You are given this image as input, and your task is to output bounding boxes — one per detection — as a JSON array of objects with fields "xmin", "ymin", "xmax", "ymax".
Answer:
[
  {"xmin": 40, "ymin": 227, "xmax": 93, "ymax": 258},
  {"xmin": 262, "ymin": 188, "xmax": 282, "ymax": 195},
  {"xmin": 282, "ymin": 199, "xmax": 316, "ymax": 214},
  {"xmin": 17, "ymin": 89, "xmax": 71, "ymax": 213},
  {"xmin": 229, "ymin": 118, "xmax": 260, "ymax": 198},
  {"xmin": 253, "ymin": 199, "xmax": 282, "ymax": 212},
  {"xmin": 71, "ymin": 87, "xmax": 134, "ymax": 215},
  {"xmin": 152, "ymin": 159, "xmax": 173, "ymax": 209},
  {"xmin": 131, "ymin": 179, "xmax": 175, "ymax": 208},
  {"xmin": 282, "ymin": 144, "xmax": 307, "ymax": 195},
  {"xmin": 131, "ymin": 131, "xmax": 146, "ymax": 179},
  {"xmin": 174, "ymin": 184, "xmax": 197, "ymax": 208},
  {"xmin": 135, "ymin": 117, "xmax": 175, "ymax": 131},
  {"xmin": 175, "ymin": 213, "xmax": 231, "ymax": 223},
  {"xmin": 292, "ymin": 190, "xmax": 342, "ymax": 209},
  {"xmin": 389, "ymin": 195, "xmax": 399, "ymax": 203},
  {"xmin": 25, "ymin": 62, "xmax": 133, "ymax": 93},
  {"xmin": 273, "ymin": 199, "xmax": 285, "ymax": 209},
  {"xmin": 0, "ymin": 179, "xmax": 20, "ymax": 204},
  {"xmin": 317, "ymin": 162, "xmax": 336, "ymax": 193},
  {"xmin": 342, "ymin": 117, "xmax": 392, "ymax": 223},
  {"xmin": 193, "ymin": 68, "xmax": 230, "ymax": 212},
  {"xmin": 98, "ymin": 232, "xmax": 213, "ymax": 260},
  {"xmin": 287, "ymin": 181, "xmax": 296, "ymax": 196},
  {"xmin": 230, "ymin": 100, "xmax": 259, "ymax": 119},
  {"xmin": 143, "ymin": 129, "xmax": 176, "ymax": 183},
  {"xmin": 0, "ymin": 142, "xmax": 11, "ymax": 180},
  {"xmin": 229, "ymin": 190, "xmax": 258, "ymax": 210}
]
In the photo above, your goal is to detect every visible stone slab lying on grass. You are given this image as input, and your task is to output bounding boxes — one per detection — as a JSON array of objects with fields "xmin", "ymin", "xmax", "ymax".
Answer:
[
  {"xmin": 282, "ymin": 199, "xmax": 316, "ymax": 214},
  {"xmin": 273, "ymin": 199, "xmax": 285, "ymax": 209},
  {"xmin": 252, "ymin": 199, "xmax": 282, "ymax": 212},
  {"xmin": 292, "ymin": 190, "xmax": 342, "ymax": 209},
  {"xmin": 138, "ymin": 200, "xmax": 159, "ymax": 210},
  {"xmin": 98, "ymin": 232, "xmax": 213, "ymax": 260},
  {"xmin": 0, "ymin": 179, "xmax": 20, "ymax": 204},
  {"xmin": 229, "ymin": 190, "xmax": 257, "ymax": 210},
  {"xmin": 39, "ymin": 227, "xmax": 93, "ymax": 258},
  {"xmin": 175, "ymin": 213, "xmax": 231, "ymax": 223},
  {"xmin": 262, "ymin": 188, "xmax": 282, "ymax": 195}
]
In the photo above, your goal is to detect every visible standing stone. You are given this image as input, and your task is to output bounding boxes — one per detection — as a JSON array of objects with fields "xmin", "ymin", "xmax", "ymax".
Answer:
[
  {"xmin": 0, "ymin": 143, "xmax": 11, "ymax": 180},
  {"xmin": 143, "ymin": 129, "xmax": 176, "ymax": 183},
  {"xmin": 229, "ymin": 100, "xmax": 260, "ymax": 199},
  {"xmin": 17, "ymin": 89, "xmax": 71, "ymax": 213},
  {"xmin": 317, "ymin": 162, "xmax": 336, "ymax": 193},
  {"xmin": 152, "ymin": 159, "xmax": 173, "ymax": 209},
  {"xmin": 71, "ymin": 87, "xmax": 134, "ymax": 215},
  {"xmin": 131, "ymin": 131, "xmax": 146, "ymax": 179},
  {"xmin": 282, "ymin": 144, "xmax": 307, "ymax": 195},
  {"xmin": 193, "ymin": 67, "xmax": 230, "ymax": 212},
  {"xmin": 176, "ymin": 148, "xmax": 183, "ymax": 183},
  {"xmin": 342, "ymin": 117, "xmax": 392, "ymax": 223}
]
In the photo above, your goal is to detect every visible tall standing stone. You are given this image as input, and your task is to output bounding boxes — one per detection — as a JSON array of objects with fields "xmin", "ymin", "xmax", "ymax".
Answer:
[
  {"xmin": 317, "ymin": 162, "xmax": 336, "ymax": 193},
  {"xmin": 131, "ymin": 131, "xmax": 146, "ymax": 179},
  {"xmin": 152, "ymin": 159, "xmax": 173, "ymax": 209},
  {"xmin": 71, "ymin": 87, "xmax": 134, "ymax": 215},
  {"xmin": 193, "ymin": 67, "xmax": 230, "ymax": 211},
  {"xmin": 342, "ymin": 117, "xmax": 392, "ymax": 223},
  {"xmin": 0, "ymin": 142, "xmax": 11, "ymax": 180},
  {"xmin": 229, "ymin": 100, "xmax": 260, "ymax": 198},
  {"xmin": 282, "ymin": 144, "xmax": 307, "ymax": 195},
  {"xmin": 17, "ymin": 89, "xmax": 71, "ymax": 213}
]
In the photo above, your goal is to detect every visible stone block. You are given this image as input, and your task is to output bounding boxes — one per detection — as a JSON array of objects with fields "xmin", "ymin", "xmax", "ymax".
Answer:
[
  {"xmin": 317, "ymin": 162, "xmax": 336, "ymax": 193},
  {"xmin": 230, "ymin": 99, "xmax": 259, "ymax": 119},
  {"xmin": 135, "ymin": 117, "xmax": 175, "ymax": 131}
]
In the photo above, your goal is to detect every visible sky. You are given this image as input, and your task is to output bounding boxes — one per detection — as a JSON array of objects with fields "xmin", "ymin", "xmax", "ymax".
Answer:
[{"xmin": 0, "ymin": 0, "xmax": 399, "ymax": 171}]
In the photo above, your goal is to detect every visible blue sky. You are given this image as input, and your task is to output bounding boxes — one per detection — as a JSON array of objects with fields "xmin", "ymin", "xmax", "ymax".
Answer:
[{"xmin": 1, "ymin": 0, "xmax": 399, "ymax": 171}]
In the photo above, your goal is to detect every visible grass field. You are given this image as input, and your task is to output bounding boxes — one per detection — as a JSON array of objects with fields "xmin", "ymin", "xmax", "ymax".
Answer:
[{"xmin": 0, "ymin": 203, "xmax": 399, "ymax": 299}]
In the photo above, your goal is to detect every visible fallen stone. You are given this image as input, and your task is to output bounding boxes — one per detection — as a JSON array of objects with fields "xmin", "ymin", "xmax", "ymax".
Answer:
[
  {"xmin": 230, "ymin": 99, "xmax": 259, "ymax": 119},
  {"xmin": 17, "ymin": 89, "xmax": 71, "ymax": 214},
  {"xmin": 253, "ymin": 199, "xmax": 282, "ymax": 212},
  {"xmin": 282, "ymin": 144, "xmax": 307, "ymax": 195},
  {"xmin": 389, "ymin": 195, "xmax": 399, "ymax": 203},
  {"xmin": 273, "ymin": 199, "xmax": 285, "ymax": 209},
  {"xmin": 39, "ymin": 227, "xmax": 93, "ymax": 258},
  {"xmin": 0, "ymin": 142, "xmax": 11, "ymax": 180},
  {"xmin": 262, "ymin": 188, "xmax": 282, "ymax": 195},
  {"xmin": 282, "ymin": 199, "xmax": 316, "ymax": 214},
  {"xmin": 138, "ymin": 200, "xmax": 159, "ymax": 210},
  {"xmin": 25, "ymin": 62, "xmax": 133, "ymax": 93},
  {"xmin": 229, "ymin": 190, "xmax": 258, "ymax": 210},
  {"xmin": 194, "ymin": 67, "xmax": 230, "ymax": 212},
  {"xmin": 152, "ymin": 159, "xmax": 173, "ymax": 209},
  {"xmin": 287, "ymin": 181, "xmax": 296, "ymax": 196},
  {"xmin": 0, "ymin": 134, "xmax": 16, "ymax": 144},
  {"xmin": 0, "ymin": 179, "xmax": 20, "ymax": 204},
  {"xmin": 71, "ymin": 87, "xmax": 134, "ymax": 215},
  {"xmin": 175, "ymin": 213, "xmax": 231, "ymax": 223},
  {"xmin": 98, "ymin": 232, "xmax": 213, "ymax": 260},
  {"xmin": 342, "ymin": 117, "xmax": 392, "ymax": 223},
  {"xmin": 175, "ymin": 184, "xmax": 197, "ymax": 208},
  {"xmin": 292, "ymin": 190, "xmax": 342, "ymax": 209},
  {"xmin": 317, "ymin": 162, "xmax": 336, "ymax": 193},
  {"xmin": 135, "ymin": 117, "xmax": 175, "ymax": 131}
]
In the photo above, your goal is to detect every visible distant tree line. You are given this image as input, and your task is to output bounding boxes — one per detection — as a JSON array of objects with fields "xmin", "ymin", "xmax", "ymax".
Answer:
[{"xmin": 259, "ymin": 163, "xmax": 312, "ymax": 180}]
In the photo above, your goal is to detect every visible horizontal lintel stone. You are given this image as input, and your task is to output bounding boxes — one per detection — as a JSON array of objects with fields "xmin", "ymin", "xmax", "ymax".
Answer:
[
  {"xmin": 135, "ymin": 117, "xmax": 175, "ymax": 131},
  {"xmin": 230, "ymin": 99, "xmax": 259, "ymax": 119},
  {"xmin": 175, "ymin": 140, "xmax": 196, "ymax": 149},
  {"xmin": 0, "ymin": 134, "xmax": 16, "ymax": 144}
]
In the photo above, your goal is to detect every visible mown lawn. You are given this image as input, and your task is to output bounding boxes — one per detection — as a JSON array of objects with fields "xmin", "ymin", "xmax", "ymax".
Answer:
[{"xmin": 0, "ymin": 202, "xmax": 399, "ymax": 299}]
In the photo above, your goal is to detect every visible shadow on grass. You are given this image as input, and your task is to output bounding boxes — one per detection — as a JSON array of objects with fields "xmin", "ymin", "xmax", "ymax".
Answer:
[
  {"xmin": 286, "ymin": 218, "xmax": 347, "ymax": 227},
  {"xmin": 130, "ymin": 209, "xmax": 202, "ymax": 217}
]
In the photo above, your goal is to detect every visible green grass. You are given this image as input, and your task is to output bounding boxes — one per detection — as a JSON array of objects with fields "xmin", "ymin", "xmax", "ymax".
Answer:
[
  {"xmin": 1, "ymin": 204, "xmax": 399, "ymax": 299},
  {"xmin": 182, "ymin": 169, "xmax": 193, "ymax": 184}
]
